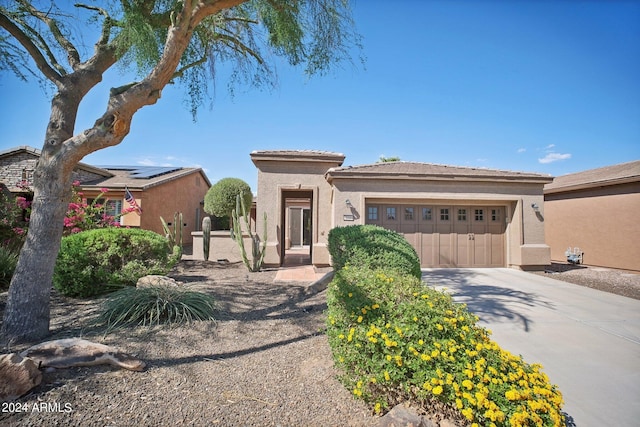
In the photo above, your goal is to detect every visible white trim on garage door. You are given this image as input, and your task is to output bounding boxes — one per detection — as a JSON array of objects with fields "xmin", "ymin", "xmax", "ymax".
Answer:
[{"xmin": 365, "ymin": 203, "xmax": 506, "ymax": 268}]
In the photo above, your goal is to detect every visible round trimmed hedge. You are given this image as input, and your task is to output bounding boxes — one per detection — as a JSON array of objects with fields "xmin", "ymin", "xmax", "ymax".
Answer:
[
  {"xmin": 328, "ymin": 224, "xmax": 422, "ymax": 279},
  {"xmin": 53, "ymin": 228, "xmax": 180, "ymax": 297}
]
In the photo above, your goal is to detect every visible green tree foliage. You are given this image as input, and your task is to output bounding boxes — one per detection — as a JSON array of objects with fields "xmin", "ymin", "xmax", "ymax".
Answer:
[
  {"xmin": 0, "ymin": 0, "xmax": 361, "ymax": 342},
  {"xmin": 378, "ymin": 156, "xmax": 401, "ymax": 162},
  {"xmin": 204, "ymin": 177, "xmax": 253, "ymax": 219}
]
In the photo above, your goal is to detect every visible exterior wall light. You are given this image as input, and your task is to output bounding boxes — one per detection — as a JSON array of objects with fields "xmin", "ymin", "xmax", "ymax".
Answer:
[
  {"xmin": 531, "ymin": 203, "xmax": 540, "ymax": 212},
  {"xmin": 345, "ymin": 199, "xmax": 352, "ymax": 208}
]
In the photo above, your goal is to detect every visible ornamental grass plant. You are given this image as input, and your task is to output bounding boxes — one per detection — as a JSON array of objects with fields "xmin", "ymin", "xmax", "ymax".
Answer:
[{"xmin": 96, "ymin": 285, "xmax": 217, "ymax": 331}]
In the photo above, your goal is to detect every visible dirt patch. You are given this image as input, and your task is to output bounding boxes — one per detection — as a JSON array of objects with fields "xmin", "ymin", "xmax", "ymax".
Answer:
[
  {"xmin": 531, "ymin": 263, "xmax": 640, "ymax": 300},
  {"xmin": 0, "ymin": 261, "xmax": 377, "ymax": 426}
]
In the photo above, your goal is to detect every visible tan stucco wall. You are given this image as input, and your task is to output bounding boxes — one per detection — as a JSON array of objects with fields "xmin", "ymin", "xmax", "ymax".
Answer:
[
  {"xmin": 253, "ymin": 159, "xmax": 341, "ymax": 267},
  {"xmin": 191, "ymin": 231, "xmax": 255, "ymax": 262},
  {"xmin": 545, "ymin": 182, "xmax": 640, "ymax": 271},
  {"xmin": 330, "ymin": 178, "xmax": 550, "ymax": 269},
  {"xmin": 135, "ymin": 172, "xmax": 209, "ymax": 244}
]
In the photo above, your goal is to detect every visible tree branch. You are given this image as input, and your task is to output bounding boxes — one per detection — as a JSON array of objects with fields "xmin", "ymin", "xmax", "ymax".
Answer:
[
  {"xmin": 0, "ymin": 11, "xmax": 62, "ymax": 84},
  {"xmin": 172, "ymin": 55, "xmax": 209, "ymax": 80},
  {"xmin": 16, "ymin": 0, "xmax": 81, "ymax": 70},
  {"xmin": 74, "ymin": 3, "xmax": 116, "ymax": 48},
  {"xmin": 215, "ymin": 32, "xmax": 265, "ymax": 65}
]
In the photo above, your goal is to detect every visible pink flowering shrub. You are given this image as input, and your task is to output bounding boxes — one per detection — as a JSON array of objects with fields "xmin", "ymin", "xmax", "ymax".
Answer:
[{"xmin": 2, "ymin": 181, "xmax": 134, "ymax": 243}]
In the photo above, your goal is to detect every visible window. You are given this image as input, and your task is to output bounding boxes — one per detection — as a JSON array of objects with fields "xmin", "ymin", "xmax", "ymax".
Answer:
[
  {"xmin": 491, "ymin": 209, "xmax": 501, "ymax": 222},
  {"xmin": 474, "ymin": 209, "xmax": 484, "ymax": 221},
  {"xmin": 386, "ymin": 207, "xmax": 396, "ymax": 220},
  {"xmin": 422, "ymin": 207, "xmax": 432, "ymax": 221},
  {"xmin": 440, "ymin": 208, "xmax": 449, "ymax": 221},
  {"xmin": 404, "ymin": 207, "xmax": 414, "ymax": 220},
  {"xmin": 457, "ymin": 209, "xmax": 467, "ymax": 221},
  {"xmin": 87, "ymin": 198, "xmax": 123, "ymax": 224},
  {"xmin": 367, "ymin": 206, "xmax": 378, "ymax": 221}
]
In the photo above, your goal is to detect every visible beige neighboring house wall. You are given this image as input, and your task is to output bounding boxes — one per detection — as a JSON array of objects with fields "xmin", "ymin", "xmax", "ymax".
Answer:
[
  {"xmin": 0, "ymin": 146, "xmax": 210, "ymax": 244},
  {"xmin": 251, "ymin": 150, "xmax": 553, "ymax": 270},
  {"xmin": 544, "ymin": 160, "xmax": 640, "ymax": 272}
]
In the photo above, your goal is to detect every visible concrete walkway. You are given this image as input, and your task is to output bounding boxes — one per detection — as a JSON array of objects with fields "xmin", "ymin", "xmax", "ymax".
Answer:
[
  {"xmin": 274, "ymin": 265, "xmax": 328, "ymax": 282},
  {"xmin": 421, "ymin": 268, "xmax": 640, "ymax": 427}
]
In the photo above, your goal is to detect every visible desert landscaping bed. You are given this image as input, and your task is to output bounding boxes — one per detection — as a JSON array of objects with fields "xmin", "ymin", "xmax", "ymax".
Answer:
[{"xmin": 0, "ymin": 260, "xmax": 638, "ymax": 426}]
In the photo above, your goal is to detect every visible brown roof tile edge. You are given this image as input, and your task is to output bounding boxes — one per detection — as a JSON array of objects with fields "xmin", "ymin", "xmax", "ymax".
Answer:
[
  {"xmin": 326, "ymin": 161, "xmax": 552, "ymax": 183},
  {"xmin": 250, "ymin": 149, "xmax": 345, "ymax": 164},
  {"xmin": 544, "ymin": 160, "xmax": 640, "ymax": 193}
]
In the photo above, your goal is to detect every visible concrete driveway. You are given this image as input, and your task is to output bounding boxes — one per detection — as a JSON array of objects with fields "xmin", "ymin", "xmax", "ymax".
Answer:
[{"xmin": 421, "ymin": 268, "xmax": 640, "ymax": 427}]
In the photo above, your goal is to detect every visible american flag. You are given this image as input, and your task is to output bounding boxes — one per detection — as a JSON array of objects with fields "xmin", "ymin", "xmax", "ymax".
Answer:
[{"xmin": 125, "ymin": 187, "xmax": 142, "ymax": 215}]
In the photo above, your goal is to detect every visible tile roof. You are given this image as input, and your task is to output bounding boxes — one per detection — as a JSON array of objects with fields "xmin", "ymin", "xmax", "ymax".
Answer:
[
  {"xmin": 82, "ymin": 166, "xmax": 210, "ymax": 190},
  {"xmin": 0, "ymin": 146, "xmax": 112, "ymax": 178},
  {"xmin": 544, "ymin": 160, "xmax": 640, "ymax": 193},
  {"xmin": 250, "ymin": 149, "xmax": 345, "ymax": 164},
  {"xmin": 0, "ymin": 146, "xmax": 209, "ymax": 190},
  {"xmin": 326, "ymin": 161, "xmax": 553, "ymax": 183}
]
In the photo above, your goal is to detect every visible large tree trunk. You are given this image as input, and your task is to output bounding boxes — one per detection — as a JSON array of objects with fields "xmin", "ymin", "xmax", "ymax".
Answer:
[
  {"xmin": 1, "ymin": 86, "xmax": 82, "ymax": 344},
  {"xmin": 1, "ymin": 163, "xmax": 71, "ymax": 343}
]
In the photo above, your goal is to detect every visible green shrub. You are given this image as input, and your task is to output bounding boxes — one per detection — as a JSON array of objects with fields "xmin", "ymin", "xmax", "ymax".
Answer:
[
  {"xmin": 95, "ymin": 285, "xmax": 216, "ymax": 330},
  {"xmin": 204, "ymin": 177, "xmax": 253, "ymax": 221},
  {"xmin": 53, "ymin": 228, "xmax": 180, "ymax": 297},
  {"xmin": 0, "ymin": 244, "xmax": 19, "ymax": 290},
  {"xmin": 326, "ymin": 267, "xmax": 565, "ymax": 427},
  {"xmin": 328, "ymin": 225, "xmax": 422, "ymax": 279}
]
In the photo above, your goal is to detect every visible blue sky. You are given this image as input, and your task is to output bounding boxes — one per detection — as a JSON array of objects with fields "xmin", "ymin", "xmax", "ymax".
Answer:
[{"xmin": 1, "ymin": 1, "xmax": 639, "ymax": 192}]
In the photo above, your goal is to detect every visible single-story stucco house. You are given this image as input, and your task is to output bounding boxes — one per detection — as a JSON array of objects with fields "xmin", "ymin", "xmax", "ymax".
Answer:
[
  {"xmin": 247, "ymin": 150, "xmax": 554, "ymax": 270},
  {"xmin": 544, "ymin": 160, "xmax": 640, "ymax": 272},
  {"xmin": 0, "ymin": 146, "xmax": 210, "ymax": 243}
]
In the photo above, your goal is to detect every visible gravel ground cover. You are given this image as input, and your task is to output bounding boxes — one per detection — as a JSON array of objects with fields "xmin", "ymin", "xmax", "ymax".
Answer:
[{"xmin": 0, "ymin": 260, "xmax": 637, "ymax": 426}]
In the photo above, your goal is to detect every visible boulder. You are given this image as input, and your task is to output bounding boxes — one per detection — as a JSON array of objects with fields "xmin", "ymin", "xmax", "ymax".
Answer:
[
  {"xmin": 0, "ymin": 353, "xmax": 42, "ymax": 401},
  {"xmin": 20, "ymin": 338, "xmax": 146, "ymax": 372},
  {"xmin": 136, "ymin": 275, "xmax": 182, "ymax": 288},
  {"xmin": 376, "ymin": 404, "xmax": 437, "ymax": 427}
]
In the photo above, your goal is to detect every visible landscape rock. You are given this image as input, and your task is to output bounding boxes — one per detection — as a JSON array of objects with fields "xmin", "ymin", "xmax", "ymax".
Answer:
[
  {"xmin": 0, "ymin": 353, "xmax": 42, "ymax": 401},
  {"xmin": 20, "ymin": 338, "xmax": 146, "ymax": 372},
  {"xmin": 136, "ymin": 274, "xmax": 183, "ymax": 288},
  {"xmin": 376, "ymin": 404, "xmax": 437, "ymax": 427}
]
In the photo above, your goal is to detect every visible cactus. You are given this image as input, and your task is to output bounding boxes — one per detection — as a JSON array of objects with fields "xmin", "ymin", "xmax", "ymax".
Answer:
[
  {"xmin": 160, "ymin": 212, "xmax": 183, "ymax": 258},
  {"xmin": 202, "ymin": 216, "xmax": 211, "ymax": 261},
  {"xmin": 231, "ymin": 192, "xmax": 267, "ymax": 272}
]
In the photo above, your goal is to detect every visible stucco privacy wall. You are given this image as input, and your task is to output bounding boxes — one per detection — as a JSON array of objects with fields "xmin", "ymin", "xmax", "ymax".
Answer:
[
  {"xmin": 251, "ymin": 150, "xmax": 345, "ymax": 266},
  {"xmin": 545, "ymin": 182, "xmax": 640, "ymax": 272},
  {"xmin": 326, "ymin": 173, "xmax": 552, "ymax": 269}
]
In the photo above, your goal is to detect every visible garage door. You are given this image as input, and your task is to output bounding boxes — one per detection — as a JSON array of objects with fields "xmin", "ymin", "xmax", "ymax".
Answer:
[{"xmin": 365, "ymin": 204, "xmax": 505, "ymax": 268}]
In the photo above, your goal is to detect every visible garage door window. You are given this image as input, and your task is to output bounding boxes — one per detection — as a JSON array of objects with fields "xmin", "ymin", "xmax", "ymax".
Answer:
[
  {"xmin": 367, "ymin": 207, "xmax": 378, "ymax": 220},
  {"xmin": 440, "ymin": 208, "xmax": 449, "ymax": 221},
  {"xmin": 491, "ymin": 209, "xmax": 500, "ymax": 222},
  {"xmin": 386, "ymin": 207, "xmax": 396, "ymax": 220},
  {"xmin": 422, "ymin": 207, "xmax": 432, "ymax": 221},
  {"xmin": 474, "ymin": 209, "xmax": 484, "ymax": 221},
  {"xmin": 457, "ymin": 209, "xmax": 467, "ymax": 221},
  {"xmin": 404, "ymin": 207, "xmax": 414, "ymax": 220}
]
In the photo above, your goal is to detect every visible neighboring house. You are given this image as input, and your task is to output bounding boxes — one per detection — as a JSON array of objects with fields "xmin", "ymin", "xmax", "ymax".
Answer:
[
  {"xmin": 544, "ymin": 160, "xmax": 640, "ymax": 272},
  {"xmin": 249, "ymin": 150, "xmax": 553, "ymax": 270},
  {"xmin": 0, "ymin": 146, "xmax": 210, "ymax": 244}
]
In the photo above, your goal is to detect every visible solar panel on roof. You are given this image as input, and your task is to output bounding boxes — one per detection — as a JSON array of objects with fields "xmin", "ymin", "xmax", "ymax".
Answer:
[
  {"xmin": 99, "ymin": 166, "xmax": 183, "ymax": 179},
  {"xmin": 131, "ymin": 166, "xmax": 182, "ymax": 179}
]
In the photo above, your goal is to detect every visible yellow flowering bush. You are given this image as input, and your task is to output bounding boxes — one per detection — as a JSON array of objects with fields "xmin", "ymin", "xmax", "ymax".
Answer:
[{"xmin": 326, "ymin": 267, "xmax": 565, "ymax": 426}]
